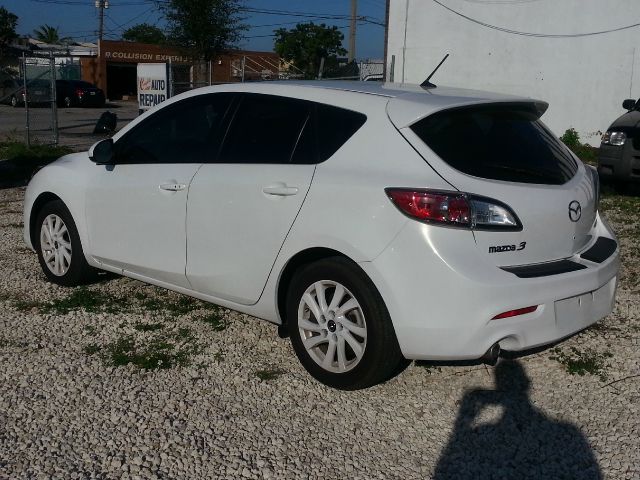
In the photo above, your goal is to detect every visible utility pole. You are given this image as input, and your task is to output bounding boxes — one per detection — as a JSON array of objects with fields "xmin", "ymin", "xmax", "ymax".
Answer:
[
  {"xmin": 348, "ymin": 0, "xmax": 357, "ymax": 63},
  {"xmin": 95, "ymin": 0, "xmax": 109, "ymax": 43}
]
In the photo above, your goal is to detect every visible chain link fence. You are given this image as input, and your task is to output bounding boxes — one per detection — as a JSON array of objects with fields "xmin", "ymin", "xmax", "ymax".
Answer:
[
  {"xmin": 19, "ymin": 53, "xmax": 58, "ymax": 146},
  {"xmin": 0, "ymin": 53, "xmax": 84, "ymax": 147}
]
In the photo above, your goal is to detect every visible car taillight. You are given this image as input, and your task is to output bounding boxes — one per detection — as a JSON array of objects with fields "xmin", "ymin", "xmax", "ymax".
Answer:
[
  {"xmin": 76, "ymin": 88, "xmax": 84, "ymax": 97},
  {"xmin": 385, "ymin": 189, "xmax": 470, "ymax": 226},
  {"xmin": 385, "ymin": 189, "xmax": 521, "ymax": 230}
]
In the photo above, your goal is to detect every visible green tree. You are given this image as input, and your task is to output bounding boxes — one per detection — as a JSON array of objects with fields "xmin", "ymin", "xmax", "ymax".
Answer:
[
  {"xmin": 160, "ymin": 0, "xmax": 245, "ymax": 61},
  {"xmin": 33, "ymin": 24, "xmax": 71, "ymax": 44},
  {"xmin": 274, "ymin": 22, "xmax": 347, "ymax": 79},
  {"xmin": 0, "ymin": 7, "xmax": 18, "ymax": 59},
  {"xmin": 122, "ymin": 23, "xmax": 166, "ymax": 44}
]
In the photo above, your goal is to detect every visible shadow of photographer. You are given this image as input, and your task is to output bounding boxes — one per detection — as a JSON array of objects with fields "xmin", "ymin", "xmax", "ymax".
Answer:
[{"xmin": 433, "ymin": 360, "xmax": 602, "ymax": 480}]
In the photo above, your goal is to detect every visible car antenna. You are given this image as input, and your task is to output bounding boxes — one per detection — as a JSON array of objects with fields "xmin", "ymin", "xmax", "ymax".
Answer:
[{"xmin": 420, "ymin": 53, "xmax": 449, "ymax": 89}]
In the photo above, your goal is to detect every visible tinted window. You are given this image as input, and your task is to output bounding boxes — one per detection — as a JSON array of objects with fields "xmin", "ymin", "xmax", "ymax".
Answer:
[
  {"xmin": 411, "ymin": 105, "xmax": 578, "ymax": 185},
  {"xmin": 219, "ymin": 94, "xmax": 310, "ymax": 164},
  {"xmin": 116, "ymin": 93, "xmax": 234, "ymax": 164},
  {"xmin": 290, "ymin": 115, "xmax": 317, "ymax": 165},
  {"xmin": 315, "ymin": 104, "xmax": 367, "ymax": 162}
]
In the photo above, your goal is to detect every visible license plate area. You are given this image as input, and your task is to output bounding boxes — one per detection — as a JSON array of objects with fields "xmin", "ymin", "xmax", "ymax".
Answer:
[{"xmin": 554, "ymin": 277, "xmax": 616, "ymax": 334}]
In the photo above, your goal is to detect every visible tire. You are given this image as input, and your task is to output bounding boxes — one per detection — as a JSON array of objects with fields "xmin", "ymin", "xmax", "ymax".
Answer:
[
  {"xmin": 10, "ymin": 95, "xmax": 18, "ymax": 107},
  {"xmin": 35, "ymin": 200, "xmax": 97, "ymax": 286},
  {"xmin": 286, "ymin": 257, "xmax": 406, "ymax": 390},
  {"xmin": 63, "ymin": 96, "xmax": 72, "ymax": 108}
]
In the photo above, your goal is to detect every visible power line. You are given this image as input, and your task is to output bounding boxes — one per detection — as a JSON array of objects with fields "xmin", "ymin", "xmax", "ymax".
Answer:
[
  {"xmin": 244, "ymin": 21, "xmax": 370, "ymax": 39},
  {"xmin": 432, "ymin": 0, "xmax": 640, "ymax": 38}
]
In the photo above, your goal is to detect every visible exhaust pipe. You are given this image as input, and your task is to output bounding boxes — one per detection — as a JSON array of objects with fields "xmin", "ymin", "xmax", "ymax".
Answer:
[{"xmin": 481, "ymin": 343, "xmax": 501, "ymax": 366}]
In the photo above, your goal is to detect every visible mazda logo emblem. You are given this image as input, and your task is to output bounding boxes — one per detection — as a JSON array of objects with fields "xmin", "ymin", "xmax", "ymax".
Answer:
[{"xmin": 568, "ymin": 200, "xmax": 581, "ymax": 222}]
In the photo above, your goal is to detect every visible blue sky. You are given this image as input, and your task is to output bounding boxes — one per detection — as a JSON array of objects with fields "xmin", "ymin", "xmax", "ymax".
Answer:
[{"xmin": 2, "ymin": 0, "xmax": 386, "ymax": 59}]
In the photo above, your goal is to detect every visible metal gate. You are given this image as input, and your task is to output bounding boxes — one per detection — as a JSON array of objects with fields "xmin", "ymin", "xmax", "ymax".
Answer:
[{"xmin": 19, "ymin": 52, "xmax": 59, "ymax": 146}]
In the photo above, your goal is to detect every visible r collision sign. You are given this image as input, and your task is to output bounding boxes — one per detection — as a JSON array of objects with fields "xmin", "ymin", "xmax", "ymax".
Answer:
[{"xmin": 137, "ymin": 63, "xmax": 169, "ymax": 111}]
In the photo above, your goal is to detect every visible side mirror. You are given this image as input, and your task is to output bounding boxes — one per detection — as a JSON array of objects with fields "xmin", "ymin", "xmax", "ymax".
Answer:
[
  {"xmin": 622, "ymin": 99, "xmax": 637, "ymax": 111},
  {"xmin": 89, "ymin": 138, "xmax": 115, "ymax": 165}
]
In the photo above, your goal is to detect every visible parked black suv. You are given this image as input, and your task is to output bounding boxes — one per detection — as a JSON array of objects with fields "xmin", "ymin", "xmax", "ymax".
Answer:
[
  {"xmin": 598, "ymin": 98, "xmax": 640, "ymax": 185},
  {"xmin": 56, "ymin": 79, "xmax": 105, "ymax": 108}
]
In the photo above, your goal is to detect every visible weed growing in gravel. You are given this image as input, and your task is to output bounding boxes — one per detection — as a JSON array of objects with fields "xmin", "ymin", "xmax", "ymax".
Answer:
[
  {"xmin": 133, "ymin": 322, "xmax": 164, "ymax": 332},
  {"xmin": 177, "ymin": 327, "xmax": 193, "ymax": 340},
  {"xmin": 42, "ymin": 287, "xmax": 129, "ymax": 315},
  {"xmin": 83, "ymin": 325, "xmax": 99, "ymax": 336},
  {"xmin": 84, "ymin": 344, "xmax": 101, "ymax": 355},
  {"xmin": 255, "ymin": 368, "xmax": 286, "ymax": 381},
  {"xmin": 105, "ymin": 336, "xmax": 182, "ymax": 369},
  {"xmin": 13, "ymin": 299, "xmax": 45, "ymax": 311},
  {"xmin": 199, "ymin": 310, "xmax": 228, "ymax": 331},
  {"xmin": 213, "ymin": 351, "xmax": 225, "ymax": 362},
  {"xmin": 100, "ymin": 328, "xmax": 203, "ymax": 370},
  {"xmin": 600, "ymin": 194, "xmax": 640, "ymax": 216},
  {"xmin": 135, "ymin": 291, "xmax": 219, "ymax": 315},
  {"xmin": 549, "ymin": 347, "xmax": 613, "ymax": 381}
]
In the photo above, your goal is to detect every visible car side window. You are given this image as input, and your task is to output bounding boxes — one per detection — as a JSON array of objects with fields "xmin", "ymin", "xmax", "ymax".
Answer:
[
  {"xmin": 290, "ymin": 103, "xmax": 367, "ymax": 165},
  {"xmin": 314, "ymin": 104, "xmax": 367, "ymax": 163},
  {"xmin": 115, "ymin": 93, "xmax": 235, "ymax": 164},
  {"xmin": 218, "ymin": 93, "xmax": 310, "ymax": 164}
]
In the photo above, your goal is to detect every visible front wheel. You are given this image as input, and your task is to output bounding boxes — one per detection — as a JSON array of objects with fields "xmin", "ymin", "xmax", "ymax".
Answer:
[
  {"xmin": 287, "ymin": 257, "xmax": 406, "ymax": 390},
  {"xmin": 35, "ymin": 200, "xmax": 98, "ymax": 286}
]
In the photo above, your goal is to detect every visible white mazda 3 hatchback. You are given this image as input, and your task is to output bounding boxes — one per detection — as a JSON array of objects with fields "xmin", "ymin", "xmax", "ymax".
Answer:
[{"xmin": 23, "ymin": 81, "xmax": 620, "ymax": 389}]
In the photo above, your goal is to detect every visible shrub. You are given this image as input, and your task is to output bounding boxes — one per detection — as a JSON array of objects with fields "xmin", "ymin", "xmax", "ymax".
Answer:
[{"xmin": 560, "ymin": 128, "xmax": 598, "ymax": 165}]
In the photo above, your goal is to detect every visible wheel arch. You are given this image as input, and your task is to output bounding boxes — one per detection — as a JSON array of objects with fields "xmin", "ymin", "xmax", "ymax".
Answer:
[
  {"xmin": 29, "ymin": 192, "xmax": 63, "ymax": 248},
  {"xmin": 276, "ymin": 247, "xmax": 375, "ymax": 328}
]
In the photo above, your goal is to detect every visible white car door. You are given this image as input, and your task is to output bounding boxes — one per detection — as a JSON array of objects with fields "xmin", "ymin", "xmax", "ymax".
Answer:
[
  {"xmin": 186, "ymin": 93, "xmax": 317, "ymax": 305},
  {"xmin": 85, "ymin": 94, "xmax": 235, "ymax": 287}
]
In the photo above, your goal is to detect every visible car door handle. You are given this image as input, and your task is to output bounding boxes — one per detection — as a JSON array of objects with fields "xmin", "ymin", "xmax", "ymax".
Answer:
[
  {"xmin": 262, "ymin": 184, "xmax": 299, "ymax": 196},
  {"xmin": 159, "ymin": 182, "xmax": 186, "ymax": 192}
]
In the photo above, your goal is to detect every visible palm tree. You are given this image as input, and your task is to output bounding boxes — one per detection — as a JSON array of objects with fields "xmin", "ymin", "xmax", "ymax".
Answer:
[{"xmin": 33, "ymin": 24, "xmax": 71, "ymax": 44}]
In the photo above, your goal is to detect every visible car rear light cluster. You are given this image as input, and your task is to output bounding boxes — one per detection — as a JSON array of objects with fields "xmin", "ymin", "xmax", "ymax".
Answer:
[
  {"xmin": 385, "ymin": 189, "xmax": 521, "ymax": 231},
  {"xmin": 76, "ymin": 88, "xmax": 84, "ymax": 97}
]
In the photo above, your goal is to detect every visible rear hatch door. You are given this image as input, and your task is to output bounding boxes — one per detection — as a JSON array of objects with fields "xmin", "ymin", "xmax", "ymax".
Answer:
[{"xmin": 391, "ymin": 99, "xmax": 597, "ymax": 267}]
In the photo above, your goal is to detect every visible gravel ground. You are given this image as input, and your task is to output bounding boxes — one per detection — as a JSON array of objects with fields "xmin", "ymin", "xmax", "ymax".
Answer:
[{"xmin": 0, "ymin": 187, "xmax": 638, "ymax": 479}]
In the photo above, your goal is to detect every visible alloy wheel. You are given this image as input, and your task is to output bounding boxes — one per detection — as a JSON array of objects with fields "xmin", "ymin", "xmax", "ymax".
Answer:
[
  {"xmin": 297, "ymin": 280, "xmax": 367, "ymax": 373},
  {"xmin": 40, "ymin": 213, "xmax": 72, "ymax": 276}
]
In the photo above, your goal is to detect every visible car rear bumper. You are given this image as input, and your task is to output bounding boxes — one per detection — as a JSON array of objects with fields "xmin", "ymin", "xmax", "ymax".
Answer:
[
  {"xmin": 360, "ymin": 213, "xmax": 619, "ymax": 360},
  {"xmin": 598, "ymin": 143, "xmax": 640, "ymax": 183}
]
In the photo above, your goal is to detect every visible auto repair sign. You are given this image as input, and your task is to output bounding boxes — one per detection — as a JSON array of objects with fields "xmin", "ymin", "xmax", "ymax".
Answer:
[{"xmin": 137, "ymin": 63, "xmax": 169, "ymax": 111}]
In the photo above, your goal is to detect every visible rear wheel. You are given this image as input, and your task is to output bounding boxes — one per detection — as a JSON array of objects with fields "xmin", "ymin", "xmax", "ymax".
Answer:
[
  {"xmin": 35, "ymin": 200, "xmax": 97, "ymax": 286},
  {"xmin": 63, "ymin": 96, "xmax": 72, "ymax": 108},
  {"xmin": 287, "ymin": 257, "xmax": 406, "ymax": 390},
  {"xmin": 10, "ymin": 95, "xmax": 18, "ymax": 107}
]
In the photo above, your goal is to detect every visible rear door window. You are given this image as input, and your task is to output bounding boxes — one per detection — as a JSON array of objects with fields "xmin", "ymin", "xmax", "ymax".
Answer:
[
  {"xmin": 219, "ymin": 93, "xmax": 310, "ymax": 164},
  {"xmin": 411, "ymin": 104, "xmax": 578, "ymax": 185}
]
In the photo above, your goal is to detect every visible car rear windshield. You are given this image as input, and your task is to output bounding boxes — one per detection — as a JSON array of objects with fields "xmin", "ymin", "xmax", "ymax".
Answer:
[{"xmin": 410, "ymin": 104, "xmax": 578, "ymax": 185}]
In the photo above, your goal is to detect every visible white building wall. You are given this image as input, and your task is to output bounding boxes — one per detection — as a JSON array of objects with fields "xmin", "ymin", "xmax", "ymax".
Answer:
[{"xmin": 386, "ymin": 0, "xmax": 640, "ymax": 145}]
